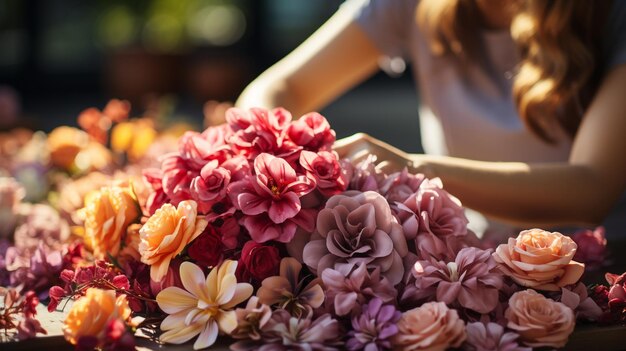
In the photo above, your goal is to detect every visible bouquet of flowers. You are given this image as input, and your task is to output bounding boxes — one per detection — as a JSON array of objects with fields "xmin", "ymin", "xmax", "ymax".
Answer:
[{"xmin": 0, "ymin": 101, "xmax": 624, "ymax": 351}]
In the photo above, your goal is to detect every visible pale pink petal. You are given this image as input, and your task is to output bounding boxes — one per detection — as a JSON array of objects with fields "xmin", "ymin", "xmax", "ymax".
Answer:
[
  {"xmin": 193, "ymin": 320, "xmax": 218, "ymax": 350},
  {"xmin": 216, "ymin": 310, "xmax": 238, "ymax": 334},
  {"xmin": 156, "ymin": 287, "xmax": 198, "ymax": 314},
  {"xmin": 180, "ymin": 261, "xmax": 210, "ymax": 301}
]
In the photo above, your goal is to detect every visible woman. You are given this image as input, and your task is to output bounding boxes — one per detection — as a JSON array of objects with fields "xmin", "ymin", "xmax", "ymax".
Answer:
[{"xmin": 235, "ymin": 0, "xmax": 626, "ymax": 239}]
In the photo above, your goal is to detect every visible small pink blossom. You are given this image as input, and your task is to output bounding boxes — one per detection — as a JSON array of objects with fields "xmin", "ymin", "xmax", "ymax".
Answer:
[
  {"xmin": 286, "ymin": 112, "xmax": 335, "ymax": 151},
  {"xmin": 379, "ymin": 168, "xmax": 425, "ymax": 207},
  {"xmin": 572, "ymin": 226, "xmax": 608, "ymax": 270},
  {"xmin": 299, "ymin": 150, "xmax": 347, "ymax": 197}
]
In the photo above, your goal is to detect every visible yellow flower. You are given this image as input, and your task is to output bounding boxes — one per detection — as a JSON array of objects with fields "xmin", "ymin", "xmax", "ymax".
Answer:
[
  {"xmin": 63, "ymin": 288, "xmax": 131, "ymax": 345},
  {"xmin": 156, "ymin": 260, "xmax": 253, "ymax": 350},
  {"xmin": 80, "ymin": 184, "xmax": 140, "ymax": 259},
  {"xmin": 111, "ymin": 119, "xmax": 157, "ymax": 161},
  {"xmin": 139, "ymin": 200, "xmax": 208, "ymax": 282},
  {"xmin": 47, "ymin": 126, "xmax": 89, "ymax": 169}
]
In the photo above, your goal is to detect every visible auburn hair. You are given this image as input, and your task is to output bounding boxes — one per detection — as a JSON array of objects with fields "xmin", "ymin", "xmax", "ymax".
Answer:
[{"xmin": 416, "ymin": 0, "xmax": 612, "ymax": 142}]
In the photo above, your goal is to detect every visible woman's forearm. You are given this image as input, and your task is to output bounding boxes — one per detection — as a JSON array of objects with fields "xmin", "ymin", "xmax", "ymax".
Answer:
[{"xmin": 414, "ymin": 155, "xmax": 619, "ymax": 228}]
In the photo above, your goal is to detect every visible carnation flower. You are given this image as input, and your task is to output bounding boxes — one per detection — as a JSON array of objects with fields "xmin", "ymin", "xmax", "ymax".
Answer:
[
  {"xmin": 505, "ymin": 289, "xmax": 575, "ymax": 348},
  {"xmin": 257, "ymin": 257, "xmax": 324, "ymax": 317},
  {"xmin": 404, "ymin": 247, "xmax": 503, "ymax": 314},
  {"xmin": 493, "ymin": 229, "xmax": 584, "ymax": 291},
  {"xmin": 79, "ymin": 184, "xmax": 140, "ymax": 259},
  {"xmin": 346, "ymin": 155, "xmax": 386, "ymax": 192},
  {"xmin": 257, "ymin": 310, "xmax": 341, "ymax": 351},
  {"xmin": 139, "ymin": 200, "xmax": 208, "ymax": 281},
  {"xmin": 322, "ymin": 263, "xmax": 397, "ymax": 317},
  {"xmin": 464, "ymin": 322, "xmax": 530, "ymax": 351},
  {"xmin": 156, "ymin": 261, "xmax": 253, "ymax": 350},
  {"xmin": 0, "ymin": 177, "xmax": 24, "ymax": 238},
  {"xmin": 303, "ymin": 191, "xmax": 408, "ymax": 285},
  {"xmin": 227, "ymin": 107, "xmax": 299, "ymax": 160},
  {"xmin": 63, "ymin": 288, "xmax": 132, "ymax": 347},
  {"xmin": 572, "ymin": 226, "xmax": 608, "ymax": 270},
  {"xmin": 393, "ymin": 301, "xmax": 466, "ymax": 351},
  {"xmin": 347, "ymin": 298, "xmax": 401, "ymax": 351}
]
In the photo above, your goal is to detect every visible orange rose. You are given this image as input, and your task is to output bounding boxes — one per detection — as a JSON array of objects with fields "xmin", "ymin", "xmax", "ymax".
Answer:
[
  {"xmin": 139, "ymin": 200, "xmax": 208, "ymax": 282},
  {"xmin": 506, "ymin": 289, "xmax": 575, "ymax": 348},
  {"xmin": 63, "ymin": 288, "xmax": 132, "ymax": 345},
  {"xmin": 493, "ymin": 228, "xmax": 584, "ymax": 291},
  {"xmin": 79, "ymin": 184, "xmax": 140, "ymax": 259}
]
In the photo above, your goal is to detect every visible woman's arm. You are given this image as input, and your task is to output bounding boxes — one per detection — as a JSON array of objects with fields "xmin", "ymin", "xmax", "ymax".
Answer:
[
  {"xmin": 337, "ymin": 64, "xmax": 626, "ymax": 228},
  {"xmin": 235, "ymin": 6, "xmax": 381, "ymax": 117}
]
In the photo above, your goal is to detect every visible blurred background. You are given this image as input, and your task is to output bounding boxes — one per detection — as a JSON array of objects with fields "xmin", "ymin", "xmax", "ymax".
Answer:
[{"xmin": 0, "ymin": 0, "xmax": 423, "ymax": 152}]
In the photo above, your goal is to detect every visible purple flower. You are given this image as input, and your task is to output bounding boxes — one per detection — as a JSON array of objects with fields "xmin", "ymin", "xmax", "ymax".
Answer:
[
  {"xmin": 464, "ymin": 322, "xmax": 530, "ymax": 351},
  {"xmin": 322, "ymin": 263, "xmax": 397, "ymax": 317},
  {"xmin": 571, "ymin": 226, "xmax": 608, "ymax": 271},
  {"xmin": 345, "ymin": 156, "xmax": 386, "ymax": 192},
  {"xmin": 347, "ymin": 298, "xmax": 401, "ymax": 351},
  {"xmin": 402, "ymin": 247, "xmax": 503, "ymax": 314},
  {"xmin": 13, "ymin": 204, "xmax": 69, "ymax": 254},
  {"xmin": 6, "ymin": 244, "xmax": 63, "ymax": 298},
  {"xmin": 378, "ymin": 168, "xmax": 425, "ymax": 210},
  {"xmin": 553, "ymin": 282, "xmax": 603, "ymax": 321},
  {"xmin": 235, "ymin": 310, "xmax": 341, "ymax": 351},
  {"xmin": 303, "ymin": 191, "xmax": 408, "ymax": 285}
]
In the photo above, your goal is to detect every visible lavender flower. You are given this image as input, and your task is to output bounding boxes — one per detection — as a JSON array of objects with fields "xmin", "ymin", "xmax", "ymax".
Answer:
[
  {"xmin": 347, "ymin": 298, "xmax": 401, "ymax": 351},
  {"xmin": 464, "ymin": 322, "xmax": 530, "ymax": 351}
]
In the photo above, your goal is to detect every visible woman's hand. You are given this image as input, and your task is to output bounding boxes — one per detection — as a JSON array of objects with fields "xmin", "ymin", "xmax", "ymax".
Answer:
[{"xmin": 333, "ymin": 133, "xmax": 418, "ymax": 173}]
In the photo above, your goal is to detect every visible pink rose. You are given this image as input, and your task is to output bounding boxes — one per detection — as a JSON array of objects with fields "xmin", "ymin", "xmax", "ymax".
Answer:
[
  {"xmin": 506, "ymin": 289, "xmax": 575, "ymax": 348},
  {"xmin": 393, "ymin": 301, "xmax": 466, "ymax": 351},
  {"xmin": 493, "ymin": 229, "xmax": 584, "ymax": 291},
  {"xmin": 299, "ymin": 150, "xmax": 347, "ymax": 197}
]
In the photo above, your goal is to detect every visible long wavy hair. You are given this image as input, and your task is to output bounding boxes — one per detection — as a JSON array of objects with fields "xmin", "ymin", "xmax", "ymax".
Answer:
[{"xmin": 416, "ymin": 0, "xmax": 612, "ymax": 142}]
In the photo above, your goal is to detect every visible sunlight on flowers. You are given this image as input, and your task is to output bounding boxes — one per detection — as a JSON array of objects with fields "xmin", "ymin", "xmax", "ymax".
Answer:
[
  {"xmin": 63, "ymin": 288, "xmax": 132, "ymax": 346},
  {"xmin": 156, "ymin": 260, "xmax": 253, "ymax": 350},
  {"xmin": 79, "ymin": 183, "xmax": 140, "ymax": 259}
]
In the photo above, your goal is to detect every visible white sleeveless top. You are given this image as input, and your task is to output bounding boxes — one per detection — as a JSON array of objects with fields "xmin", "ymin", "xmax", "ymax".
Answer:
[{"xmin": 343, "ymin": 0, "xmax": 626, "ymax": 238}]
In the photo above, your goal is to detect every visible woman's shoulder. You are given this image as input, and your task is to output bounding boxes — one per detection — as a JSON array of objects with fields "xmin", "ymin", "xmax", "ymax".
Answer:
[{"xmin": 345, "ymin": 0, "xmax": 419, "ymax": 58}]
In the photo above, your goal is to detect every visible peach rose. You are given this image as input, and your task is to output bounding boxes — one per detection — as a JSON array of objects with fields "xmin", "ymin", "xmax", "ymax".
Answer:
[
  {"xmin": 506, "ymin": 289, "xmax": 575, "ymax": 348},
  {"xmin": 393, "ymin": 302, "xmax": 466, "ymax": 351},
  {"xmin": 79, "ymin": 184, "xmax": 140, "ymax": 259},
  {"xmin": 493, "ymin": 229, "xmax": 584, "ymax": 291},
  {"xmin": 63, "ymin": 288, "xmax": 132, "ymax": 345},
  {"xmin": 139, "ymin": 200, "xmax": 208, "ymax": 282}
]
